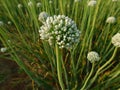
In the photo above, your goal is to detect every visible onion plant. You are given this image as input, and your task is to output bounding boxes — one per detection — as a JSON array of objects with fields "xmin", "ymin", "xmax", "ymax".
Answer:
[{"xmin": 0, "ymin": 0, "xmax": 120, "ymax": 89}]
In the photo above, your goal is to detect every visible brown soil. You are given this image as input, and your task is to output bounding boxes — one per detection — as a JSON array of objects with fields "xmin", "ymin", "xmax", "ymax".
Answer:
[{"xmin": 0, "ymin": 59, "xmax": 32, "ymax": 90}]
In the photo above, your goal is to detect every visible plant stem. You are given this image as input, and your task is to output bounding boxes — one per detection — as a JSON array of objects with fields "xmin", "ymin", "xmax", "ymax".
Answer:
[
  {"xmin": 98, "ymin": 47, "xmax": 118, "ymax": 73},
  {"xmin": 55, "ymin": 44, "xmax": 65, "ymax": 90},
  {"xmin": 86, "ymin": 47, "xmax": 118, "ymax": 89},
  {"xmin": 81, "ymin": 63, "xmax": 95, "ymax": 90},
  {"xmin": 32, "ymin": 80, "xmax": 35, "ymax": 90}
]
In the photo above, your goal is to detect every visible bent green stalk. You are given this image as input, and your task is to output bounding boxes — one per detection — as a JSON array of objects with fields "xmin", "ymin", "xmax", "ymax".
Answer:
[
  {"xmin": 86, "ymin": 47, "xmax": 118, "ymax": 89},
  {"xmin": 81, "ymin": 63, "xmax": 95, "ymax": 90},
  {"xmin": 55, "ymin": 44, "xmax": 65, "ymax": 90}
]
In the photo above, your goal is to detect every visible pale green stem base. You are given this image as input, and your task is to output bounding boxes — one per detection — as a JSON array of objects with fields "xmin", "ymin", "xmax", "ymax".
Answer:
[
  {"xmin": 56, "ymin": 44, "xmax": 65, "ymax": 90},
  {"xmin": 81, "ymin": 63, "xmax": 95, "ymax": 90}
]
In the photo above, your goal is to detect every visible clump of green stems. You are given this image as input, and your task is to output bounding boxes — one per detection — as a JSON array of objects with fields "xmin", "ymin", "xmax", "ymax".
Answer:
[{"xmin": 0, "ymin": 0, "xmax": 120, "ymax": 89}]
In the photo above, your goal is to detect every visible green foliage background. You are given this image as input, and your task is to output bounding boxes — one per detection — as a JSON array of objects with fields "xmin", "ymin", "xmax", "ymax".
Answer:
[{"xmin": 0, "ymin": 0, "xmax": 120, "ymax": 90}]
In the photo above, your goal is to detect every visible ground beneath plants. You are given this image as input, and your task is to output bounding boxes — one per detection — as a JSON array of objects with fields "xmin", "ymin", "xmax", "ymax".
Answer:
[{"xmin": 0, "ymin": 59, "xmax": 32, "ymax": 90}]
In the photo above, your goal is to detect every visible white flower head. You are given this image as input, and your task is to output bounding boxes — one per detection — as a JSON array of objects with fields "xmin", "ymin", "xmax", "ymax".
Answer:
[
  {"xmin": 49, "ymin": 0, "xmax": 53, "ymax": 4},
  {"xmin": 8, "ymin": 40, "xmax": 11, "ymax": 43},
  {"xmin": 39, "ymin": 15, "xmax": 81, "ymax": 49},
  {"xmin": 0, "ymin": 21, "xmax": 4, "ymax": 26},
  {"xmin": 28, "ymin": 1, "xmax": 33, "ymax": 7},
  {"xmin": 74, "ymin": 0, "xmax": 81, "ymax": 2},
  {"xmin": 18, "ymin": 4, "xmax": 23, "ymax": 8},
  {"xmin": 112, "ymin": 0, "xmax": 118, "ymax": 2},
  {"xmin": 88, "ymin": 0, "xmax": 97, "ymax": 6},
  {"xmin": 38, "ymin": 12, "xmax": 49, "ymax": 23},
  {"xmin": 8, "ymin": 21, "xmax": 11, "ymax": 25},
  {"xmin": 37, "ymin": 2, "xmax": 41, "ymax": 7},
  {"xmin": 0, "ymin": 47, "xmax": 7, "ymax": 53},
  {"xmin": 112, "ymin": 33, "xmax": 120, "ymax": 47},
  {"xmin": 87, "ymin": 51, "xmax": 100, "ymax": 63},
  {"xmin": 106, "ymin": 16, "xmax": 116, "ymax": 24}
]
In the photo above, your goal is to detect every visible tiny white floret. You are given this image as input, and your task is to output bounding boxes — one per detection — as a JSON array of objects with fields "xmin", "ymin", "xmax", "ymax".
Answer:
[
  {"xmin": 88, "ymin": 0, "xmax": 97, "ymax": 6},
  {"xmin": 0, "ymin": 21, "xmax": 4, "ymax": 26},
  {"xmin": 0, "ymin": 47, "xmax": 7, "ymax": 53},
  {"xmin": 8, "ymin": 21, "xmax": 11, "ymax": 25},
  {"xmin": 112, "ymin": 0, "xmax": 118, "ymax": 2},
  {"xmin": 106, "ymin": 16, "xmax": 116, "ymax": 24},
  {"xmin": 18, "ymin": 4, "xmax": 23, "ymax": 8},
  {"xmin": 49, "ymin": 0, "xmax": 53, "ymax": 4},
  {"xmin": 37, "ymin": 2, "xmax": 41, "ymax": 7},
  {"xmin": 38, "ymin": 12, "xmax": 49, "ymax": 23},
  {"xmin": 112, "ymin": 33, "xmax": 120, "ymax": 47},
  {"xmin": 74, "ymin": 0, "xmax": 81, "ymax": 2},
  {"xmin": 28, "ymin": 1, "xmax": 33, "ymax": 6}
]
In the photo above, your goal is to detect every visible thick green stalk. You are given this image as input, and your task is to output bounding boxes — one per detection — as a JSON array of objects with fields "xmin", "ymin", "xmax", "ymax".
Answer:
[
  {"xmin": 81, "ymin": 63, "xmax": 95, "ymax": 90},
  {"xmin": 56, "ymin": 44, "xmax": 65, "ymax": 90},
  {"xmin": 61, "ymin": 55, "xmax": 69, "ymax": 90}
]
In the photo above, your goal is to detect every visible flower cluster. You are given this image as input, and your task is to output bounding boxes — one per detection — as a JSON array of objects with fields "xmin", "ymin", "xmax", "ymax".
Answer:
[
  {"xmin": 112, "ymin": 0, "xmax": 118, "ymax": 2},
  {"xmin": 0, "ymin": 21, "xmax": 4, "ymax": 26},
  {"xmin": 28, "ymin": 1, "xmax": 33, "ymax": 7},
  {"xmin": 8, "ymin": 21, "xmax": 11, "ymax": 25},
  {"xmin": 74, "ymin": 0, "xmax": 81, "ymax": 2},
  {"xmin": 112, "ymin": 33, "xmax": 120, "ymax": 47},
  {"xmin": 49, "ymin": 0, "xmax": 53, "ymax": 4},
  {"xmin": 0, "ymin": 47, "xmax": 7, "ymax": 53},
  {"xmin": 37, "ymin": 2, "xmax": 41, "ymax": 7},
  {"xmin": 106, "ymin": 16, "xmax": 116, "ymax": 24},
  {"xmin": 38, "ymin": 12, "xmax": 49, "ymax": 23},
  {"xmin": 87, "ymin": 51, "xmax": 100, "ymax": 63},
  {"xmin": 88, "ymin": 0, "xmax": 97, "ymax": 6},
  {"xmin": 18, "ymin": 4, "xmax": 23, "ymax": 8},
  {"xmin": 39, "ymin": 15, "xmax": 80, "ymax": 49}
]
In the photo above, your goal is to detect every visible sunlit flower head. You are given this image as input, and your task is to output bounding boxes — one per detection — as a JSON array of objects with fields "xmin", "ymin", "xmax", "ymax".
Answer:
[
  {"xmin": 74, "ymin": 0, "xmax": 81, "ymax": 2},
  {"xmin": 88, "ymin": 0, "xmax": 97, "ymax": 6},
  {"xmin": 0, "ymin": 21, "xmax": 4, "ymax": 26},
  {"xmin": 87, "ymin": 51, "xmax": 100, "ymax": 63},
  {"xmin": 39, "ymin": 15, "xmax": 81, "ymax": 49},
  {"xmin": 28, "ymin": 1, "xmax": 33, "ymax": 7},
  {"xmin": 0, "ymin": 47, "xmax": 7, "ymax": 53},
  {"xmin": 8, "ymin": 21, "xmax": 11, "ymax": 25},
  {"xmin": 106, "ymin": 16, "xmax": 116, "ymax": 24},
  {"xmin": 38, "ymin": 12, "xmax": 49, "ymax": 23},
  {"xmin": 37, "ymin": 2, "xmax": 41, "ymax": 7},
  {"xmin": 112, "ymin": 0, "xmax": 118, "ymax": 2},
  {"xmin": 8, "ymin": 40, "xmax": 11, "ymax": 43},
  {"xmin": 112, "ymin": 33, "xmax": 120, "ymax": 47},
  {"xmin": 49, "ymin": 0, "xmax": 53, "ymax": 4},
  {"xmin": 18, "ymin": 4, "xmax": 23, "ymax": 8}
]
